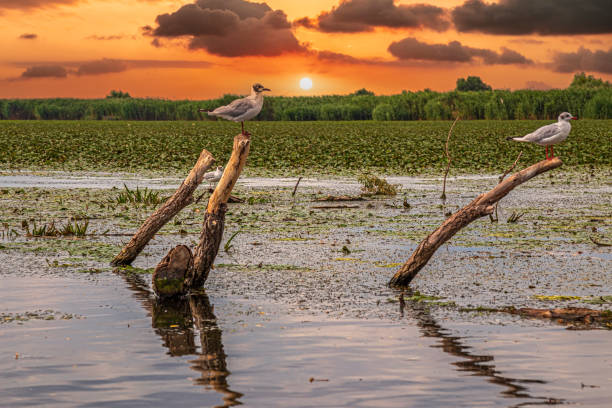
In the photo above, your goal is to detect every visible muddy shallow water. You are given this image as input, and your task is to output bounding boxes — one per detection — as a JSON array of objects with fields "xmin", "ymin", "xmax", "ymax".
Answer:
[{"xmin": 1, "ymin": 170, "xmax": 611, "ymax": 407}]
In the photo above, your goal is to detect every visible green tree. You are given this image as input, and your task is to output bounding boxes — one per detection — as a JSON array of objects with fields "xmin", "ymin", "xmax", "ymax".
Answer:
[
  {"xmin": 106, "ymin": 90, "xmax": 131, "ymax": 99},
  {"xmin": 352, "ymin": 88, "xmax": 375, "ymax": 96},
  {"xmin": 569, "ymin": 72, "xmax": 611, "ymax": 89},
  {"xmin": 456, "ymin": 76, "xmax": 492, "ymax": 92}
]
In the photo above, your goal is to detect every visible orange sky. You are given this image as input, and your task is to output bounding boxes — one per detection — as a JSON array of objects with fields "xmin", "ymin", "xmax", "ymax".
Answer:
[{"xmin": 0, "ymin": 0, "xmax": 610, "ymax": 99}]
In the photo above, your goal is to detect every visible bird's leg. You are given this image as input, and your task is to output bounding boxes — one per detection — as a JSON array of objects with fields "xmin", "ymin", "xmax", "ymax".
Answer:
[
  {"xmin": 545, "ymin": 146, "xmax": 549, "ymax": 160},
  {"xmin": 550, "ymin": 146, "xmax": 555, "ymax": 159}
]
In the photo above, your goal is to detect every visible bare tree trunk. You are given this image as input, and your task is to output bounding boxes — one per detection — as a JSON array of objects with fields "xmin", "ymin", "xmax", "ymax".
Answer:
[
  {"xmin": 154, "ymin": 133, "xmax": 251, "ymax": 297},
  {"xmin": 389, "ymin": 158, "xmax": 562, "ymax": 287},
  {"xmin": 111, "ymin": 150, "xmax": 215, "ymax": 266}
]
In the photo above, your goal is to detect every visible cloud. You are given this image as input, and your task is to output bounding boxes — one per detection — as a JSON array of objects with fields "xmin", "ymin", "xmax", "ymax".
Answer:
[
  {"xmin": 12, "ymin": 59, "xmax": 212, "ymax": 80},
  {"xmin": 295, "ymin": 0, "xmax": 449, "ymax": 33},
  {"xmin": 76, "ymin": 59, "xmax": 129, "ymax": 76},
  {"xmin": 551, "ymin": 47, "xmax": 612, "ymax": 74},
  {"xmin": 388, "ymin": 37, "xmax": 532, "ymax": 65},
  {"xmin": 20, "ymin": 65, "xmax": 68, "ymax": 79},
  {"xmin": 0, "ymin": 0, "xmax": 78, "ymax": 10},
  {"xmin": 86, "ymin": 35, "xmax": 126, "ymax": 41},
  {"xmin": 452, "ymin": 0, "xmax": 612, "ymax": 35},
  {"xmin": 147, "ymin": 0, "xmax": 305, "ymax": 57},
  {"xmin": 19, "ymin": 33, "xmax": 38, "ymax": 40}
]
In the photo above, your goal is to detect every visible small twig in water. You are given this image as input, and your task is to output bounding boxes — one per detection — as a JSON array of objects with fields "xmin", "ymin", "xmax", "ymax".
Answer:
[
  {"xmin": 441, "ymin": 116, "xmax": 460, "ymax": 201},
  {"xmin": 292, "ymin": 177, "xmax": 303, "ymax": 197},
  {"xmin": 590, "ymin": 236, "xmax": 612, "ymax": 247},
  {"xmin": 499, "ymin": 151, "xmax": 523, "ymax": 183},
  {"xmin": 491, "ymin": 151, "xmax": 523, "ymax": 222}
]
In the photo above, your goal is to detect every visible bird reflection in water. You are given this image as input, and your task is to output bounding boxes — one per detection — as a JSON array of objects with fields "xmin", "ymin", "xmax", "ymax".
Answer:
[
  {"xmin": 398, "ymin": 291, "xmax": 564, "ymax": 407},
  {"xmin": 120, "ymin": 272, "xmax": 242, "ymax": 407}
]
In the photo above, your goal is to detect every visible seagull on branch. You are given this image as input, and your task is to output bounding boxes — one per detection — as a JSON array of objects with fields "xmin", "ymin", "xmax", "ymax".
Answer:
[
  {"xmin": 508, "ymin": 112, "xmax": 576, "ymax": 160},
  {"xmin": 199, "ymin": 83, "xmax": 270, "ymax": 135},
  {"xmin": 204, "ymin": 166, "xmax": 223, "ymax": 188}
]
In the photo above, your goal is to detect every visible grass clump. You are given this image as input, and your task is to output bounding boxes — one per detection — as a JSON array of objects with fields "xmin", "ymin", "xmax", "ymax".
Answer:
[
  {"xmin": 114, "ymin": 184, "xmax": 162, "ymax": 206},
  {"xmin": 358, "ymin": 174, "xmax": 397, "ymax": 196}
]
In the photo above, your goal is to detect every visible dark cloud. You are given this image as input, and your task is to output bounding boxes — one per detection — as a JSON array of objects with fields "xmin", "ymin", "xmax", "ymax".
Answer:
[
  {"xmin": 0, "ymin": 0, "xmax": 78, "ymax": 10},
  {"xmin": 19, "ymin": 33, "xmax": 38, "ymax": 40},
  {"xmin": 147, "ymin": 0, "xmax": 304, "ymax": 57},
  {"xmin": 452, "ymin": 0, "xmax": 612, "ymax": 35},
  {"xmin": 295, "ymin": 0, "xmax": 449, "ymax": 33},
  {"xmin": 87, "ymin": 35, "xmax": 126, "ymax": 41},
  {"xmin": 508, "ymin": 38, "xmax": 544, "ymax": 45},
  {"xmin": 388, "ymin": 37, "xmax": 532, "ymax": 65},
  {"xmin": 13, "ymin": 59, "xmax": 212, "ymax": 80},
  {"xmin": 552, "ymin": 47, "xmax": 612, "ymax": 74},
  {"xmin": 20, "ymin": 65, "xmax": 68, "ymax": 79},
  {"xmin": 76, "ymin": 59, "xmax": 128, "ymax": 76}
]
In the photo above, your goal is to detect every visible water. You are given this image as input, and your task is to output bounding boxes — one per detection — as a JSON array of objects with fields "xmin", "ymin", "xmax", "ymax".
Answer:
[
  {"xmin": 1, "ymin": 171, "xmax": 611, "ymax": 406},
  {"xmin": 1, "ymin": 272, "xmax": 610, "ymax": 407}
]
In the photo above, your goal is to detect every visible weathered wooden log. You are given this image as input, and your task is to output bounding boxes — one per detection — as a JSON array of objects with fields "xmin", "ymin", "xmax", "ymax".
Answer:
[
  {"xmin": 153, "ymin": 245, "xmax": 193, "ymax": 298},
  {"xmin": 390, "ymin": 158, "xmax": 562, "ymax": 287},
  {"xmin": 154, "ymin": 133, "xmax": 251, "ymax": 297},
  {"xmin": 111, "ymin": 149, "xmax": 215, "ymax": 266}
]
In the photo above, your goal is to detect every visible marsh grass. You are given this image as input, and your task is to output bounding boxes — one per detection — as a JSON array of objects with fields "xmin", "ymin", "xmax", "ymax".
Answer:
[
  {"xmin": 23, "ymin": 219, "xmax": 89, "ymax": 237},
  {"xmin": 358, "ymin": 174, "xmax": 398, "ymax": 196},
  {"xmin": 114, "ymin": 184, "xmax": 163, "ymax": 207}
]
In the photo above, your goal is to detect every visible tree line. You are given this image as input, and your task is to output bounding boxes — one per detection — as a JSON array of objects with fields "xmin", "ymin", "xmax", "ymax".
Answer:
[{"xmin": 1, "ymin": 74, "xmax": 610, "ymax": 121}]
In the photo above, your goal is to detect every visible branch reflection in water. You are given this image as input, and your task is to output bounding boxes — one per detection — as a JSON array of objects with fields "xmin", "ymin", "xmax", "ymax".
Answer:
[
  {"xmin": 119, "ymin": 271, "xmax": 243, "ymax": 407},
  {"xmin": 398, "ymin": 291, "xmax": 564, "ymax": 407}
]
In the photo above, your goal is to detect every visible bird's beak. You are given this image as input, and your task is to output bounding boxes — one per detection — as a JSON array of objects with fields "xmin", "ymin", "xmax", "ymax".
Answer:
[
  {"xmin": 571, "ymin": 116, "xmax": 577, "ymax": 120},
  {"xmin": 262, "ymin": 88, "xmax": 271, "ymax": 92}
]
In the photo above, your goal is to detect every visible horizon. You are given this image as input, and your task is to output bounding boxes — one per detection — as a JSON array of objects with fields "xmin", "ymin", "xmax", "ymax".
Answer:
[{"xmin": 1, "ymin": 0, "xmax": 610, "ymax": 99}]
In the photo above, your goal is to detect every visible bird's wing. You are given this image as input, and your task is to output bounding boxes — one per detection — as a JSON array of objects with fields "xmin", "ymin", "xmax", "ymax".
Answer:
[
  {"xmin": 521, "ymin": 123, "xmax": 560, "ymax": 142},
  {"xmin": 209, "ymin": 97, "xmax": 254, "ymax": 118}
]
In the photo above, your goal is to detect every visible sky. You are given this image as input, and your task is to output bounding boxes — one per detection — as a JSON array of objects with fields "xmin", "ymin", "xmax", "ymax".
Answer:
[{"xmin": 0, "ymin": 0, "xmax": 610, "ymax": 99}]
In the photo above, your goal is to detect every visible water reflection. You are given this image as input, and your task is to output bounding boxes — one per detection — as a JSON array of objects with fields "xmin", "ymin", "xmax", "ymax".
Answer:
[
  {"xmin": 398, "ymin": 292, "xmax": 564, "ymax": 407},
  {"xmin": 120, "ymin": 272, "xmax": 243, "ymax": 407}
]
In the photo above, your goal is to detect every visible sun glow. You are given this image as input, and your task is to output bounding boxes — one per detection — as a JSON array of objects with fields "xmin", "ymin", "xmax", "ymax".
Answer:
[{"xmin": 299, "ymin": 77, "xmax": 313, "ymax": 90}]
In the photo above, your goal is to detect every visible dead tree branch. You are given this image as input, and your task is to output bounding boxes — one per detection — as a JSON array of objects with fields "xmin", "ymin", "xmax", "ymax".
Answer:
[
  {"xmin": 440, "ymin": 116, "xmax": 459, "ymax": 201},
  {"xmin": 390, "ymin": 157, "xmax": 563, "ymax": 287},
  {"xmin": 153, "ymin": 133, "xmax": 251, "ymax": 297},
  {"xmin": 111, "ymin": 149, "xmax": 215, "ymax": 266}
]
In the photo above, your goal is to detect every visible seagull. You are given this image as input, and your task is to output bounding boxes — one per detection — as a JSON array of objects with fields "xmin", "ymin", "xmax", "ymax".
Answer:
[
  {"xmin": 508, "ymin": 112, "xmax": 576, "ymax": 160},
  {"xmin": 204, "ymin": 166, "xmax": 223, "ymax": 188},
  {"xmin": 199, "ymin": 83, "xmax": 271, "ymax": 135}
]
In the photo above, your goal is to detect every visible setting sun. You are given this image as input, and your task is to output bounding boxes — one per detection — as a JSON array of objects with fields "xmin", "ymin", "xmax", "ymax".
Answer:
[{"xmin": 299, "ymin": 77, "xmax": 313, "ymax": 90}]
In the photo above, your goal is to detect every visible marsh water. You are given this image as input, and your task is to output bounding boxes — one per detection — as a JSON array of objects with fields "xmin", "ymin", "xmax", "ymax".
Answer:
[{"xmin": 1, "ymin": 171, "xmax": 611, "ymax": 407}]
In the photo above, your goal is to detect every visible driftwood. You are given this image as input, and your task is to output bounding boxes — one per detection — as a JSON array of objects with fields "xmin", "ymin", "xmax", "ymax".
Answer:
[
  {"xmin": 154, "ymin": 133, "xmax": 251, "ymax": 297},
  {"xmin": 315, "ymin": 195, "xmax": 365, "ymax": 202},
  {"xmin": 312, "ymin": 204, "xmax": 360, "ymax": 210},
  {"xmin": 111, "ymin": 149, "xmax": 215, "ymax": 266},
  {"xmin": 390, "ymin": 158, "xmax": 563, "ymax": 287}
]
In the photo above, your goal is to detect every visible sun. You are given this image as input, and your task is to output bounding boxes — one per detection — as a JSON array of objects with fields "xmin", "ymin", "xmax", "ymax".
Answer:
[{"xmin": 299, "ymin": 77, "xmax": 313, "ymax": 90}]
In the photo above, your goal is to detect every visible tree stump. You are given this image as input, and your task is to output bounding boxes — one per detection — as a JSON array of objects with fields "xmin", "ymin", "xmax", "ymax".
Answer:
[{"xmin": 389, "ymin": 158, "xmax": 563, "ymax": 287}]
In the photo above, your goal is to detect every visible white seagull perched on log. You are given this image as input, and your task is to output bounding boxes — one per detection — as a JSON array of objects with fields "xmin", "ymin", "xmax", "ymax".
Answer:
[
  {"xmin": 508, "ymin": 112, "xmax": 576, "ymax": 160},
  {"xmin": 200, "ymin": 83, "xmax": 270, "ymax": 135},
  {"xmin": 204, "ymin": 166, "xmax": 223, "ymax": 188}
]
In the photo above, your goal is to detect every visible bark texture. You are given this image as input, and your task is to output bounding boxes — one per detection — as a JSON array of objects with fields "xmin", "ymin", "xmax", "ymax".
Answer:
[
  {"xmin": 390, "ymin": 158, "xmax": 562, "ymax": 287},
  {"xmin": 111, "ymin": 149, "xmax": 215, "ymax": 266}
]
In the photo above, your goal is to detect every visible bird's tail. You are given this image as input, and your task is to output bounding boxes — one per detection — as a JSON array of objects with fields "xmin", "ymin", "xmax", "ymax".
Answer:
[{"xmin": 507, "ymin": 136, "xmax": 525, "ymax": 142}]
